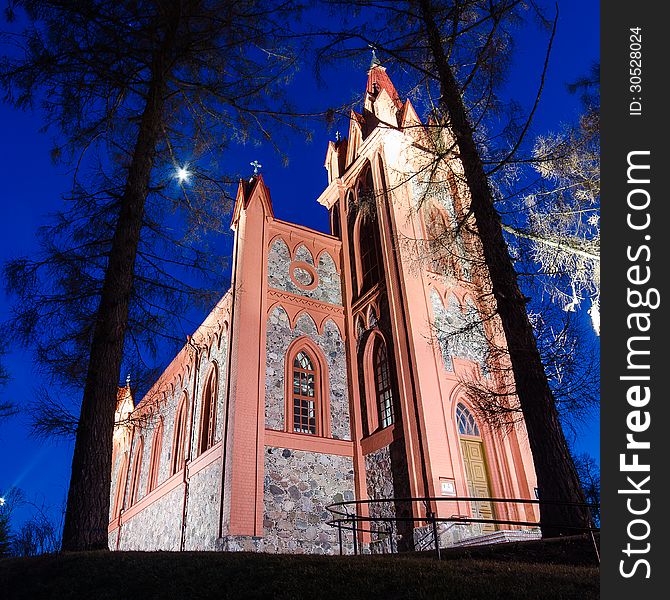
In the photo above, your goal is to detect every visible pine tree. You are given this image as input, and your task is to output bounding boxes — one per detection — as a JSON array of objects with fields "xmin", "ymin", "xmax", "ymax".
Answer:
[
  {"xmin": 1, "ymin": 0, "xmax": 300, "ymax": 551},
  {"xmin": 0, "ymin": 512, "xmax": 11, "ymax": 557},
  {"xmin": 320, "ymin": 0, "xmax": 589, "ymax": 535}
]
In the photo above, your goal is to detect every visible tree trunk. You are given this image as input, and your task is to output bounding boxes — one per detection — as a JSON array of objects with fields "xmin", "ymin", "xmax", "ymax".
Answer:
[
  {"xmin": 61, "ymin": 8, "xmax": 181, "ymax": 552},
  {"xmin": 417, "ymin": 0, "xmax": 588, "ymax": 537}
]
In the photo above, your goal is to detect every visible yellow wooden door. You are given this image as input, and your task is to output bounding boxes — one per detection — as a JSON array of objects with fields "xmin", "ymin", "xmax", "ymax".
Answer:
[{"xmin": 460, "ymin": 439, "xmax": 496, "ymax": 532}]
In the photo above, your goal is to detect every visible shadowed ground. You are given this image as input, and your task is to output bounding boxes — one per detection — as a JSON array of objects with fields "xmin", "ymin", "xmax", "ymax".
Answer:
[{"xmin": 0, "ymin": 535, "xmax": 599, "ymax": 599}]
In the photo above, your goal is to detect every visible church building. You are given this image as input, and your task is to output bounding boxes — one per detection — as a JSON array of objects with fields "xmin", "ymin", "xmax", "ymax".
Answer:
[{"xmin": 108, "ymin": 60, "xmax": 538, "ymax": 554}]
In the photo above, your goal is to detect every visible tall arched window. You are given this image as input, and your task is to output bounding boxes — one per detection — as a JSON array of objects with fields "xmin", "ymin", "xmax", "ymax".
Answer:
[
  {"xmin": 358, "ymin": 215, "xmax": 383, "ymax": 290},
  {"xmin": 147, "ymin": 418, "xmax": 163, "ymax": 493},
  {"xmin": 331, "ymin": 201, "xmax": 341, "ymax": 238},
  {"xmin": 285, "ymin": 338, "xmax": 332, "ymax": 438},
  {"xmin": 374, "ymin": 339, "xmax": 394, "ymax": 428},
  {"xmin": 456, "ymin": 402, "xmax": 480, "ymax": 436},
  {"xmin": 349, "ymin": 167, "xmax": 384, "ymax": 296},
  {"xmin": 171, "ymin": 393, "xmax": 188, "ymax": 475},
  {"xmin": 128, "ymin": 436, "xmax": 144, "ymax": 506},
  {"xmin": 292, "ymin": 350, "xmax": 318, "ymax": 434},
  {"xmin": 112, "ymin": 453, "xmax": 128, "ymax": 518},
  {"xmin": 199, "ymin": 365, "xmax": 218, "ymax": 455}
]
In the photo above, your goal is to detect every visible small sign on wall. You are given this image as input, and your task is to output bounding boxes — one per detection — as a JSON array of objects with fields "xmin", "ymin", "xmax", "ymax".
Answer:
[{"xmin": 440, "ymin": 477, "xmax": 456, "ymax": 497}]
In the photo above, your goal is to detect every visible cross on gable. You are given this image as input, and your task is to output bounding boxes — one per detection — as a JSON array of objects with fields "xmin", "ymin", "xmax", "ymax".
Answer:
[{"xmin": 250, "ymin": 160, "xmax": 262, "ymax": 175}]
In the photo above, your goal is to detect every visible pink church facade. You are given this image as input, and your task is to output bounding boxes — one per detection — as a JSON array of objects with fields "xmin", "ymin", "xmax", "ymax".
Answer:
[{"xmin": 108, "ymin": 64, "xmax": 538, "ymax": 553}]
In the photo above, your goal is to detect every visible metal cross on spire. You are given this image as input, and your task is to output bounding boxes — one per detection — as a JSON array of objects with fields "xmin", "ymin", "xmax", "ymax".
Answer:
[
  {"xmin": 368, "ymin": 44, "xmax": 381, "ymax": 69},
  {"xmin": 250, "ymin": 160, "xmax": 262, "ymax": 176}
]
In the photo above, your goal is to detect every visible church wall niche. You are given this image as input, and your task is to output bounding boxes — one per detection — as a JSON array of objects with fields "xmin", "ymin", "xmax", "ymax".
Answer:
[
  {"xmin": 267, "ymin": 237, "xmax": 342, "ymax": 305},
  {"xmin": 263, "ymin": 446, "xmax": 355, "ymax": 554},
  {"xmin": 265, "ymin": 307, "xmax": 350, "ymax": 441}
]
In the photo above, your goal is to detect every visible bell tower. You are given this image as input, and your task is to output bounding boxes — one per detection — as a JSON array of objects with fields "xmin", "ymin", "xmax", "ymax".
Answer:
[{"xmin": 318, "ymin": 58, "xmax": 538, "ymax": 543}]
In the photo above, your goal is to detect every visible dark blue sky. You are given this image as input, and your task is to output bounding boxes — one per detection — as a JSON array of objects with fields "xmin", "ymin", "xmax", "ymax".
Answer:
[{"xmin": 0, "ymin": 1, "xmax": 599, "ymax": 527}]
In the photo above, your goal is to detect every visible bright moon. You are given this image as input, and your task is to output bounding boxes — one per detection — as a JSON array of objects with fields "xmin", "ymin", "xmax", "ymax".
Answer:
[{"xmin": 176, "ymin": 165, "xmax": 190, "ymax": 183}]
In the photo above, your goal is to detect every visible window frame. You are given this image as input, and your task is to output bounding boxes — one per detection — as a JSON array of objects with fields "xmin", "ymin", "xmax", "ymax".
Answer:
[
  {"xmin": 128, "ymin": 435, "xmax": 144, "ymax": 506},
  {"xmin": 455, "ymin": 402, "xmax": 481, "ymax": 438},
  {"xmin": 292, "ymin": 350, "xmax": 318, "ymax": 435},
  {"xmin": 284, "ymin": 336, "xmax": 331, "ymax": 438},
  {"xmin": 374, "ymin": 341, "xmax": 395, "ymax": 429},
  {"xmin": 170, "ymin": 392, "xmax": 189, "ymax": 476},
  {"xmin": 350, "ymin": 165, "xmax": 384, "ymax": 296},
  {"xmin": 356, "ymin": 213, "xmax": 384, "ymax": 292},
  {"xmin": 198, "ymin": 364, "xmax": 218, "ymax": 455},
  {"xmin": 112, "ymin": 452, "xmax": 129, "ymax": 519},
  {"xmin": 362, "ymin": 330, "xmax": 396, "ymax": 435},
  {"xmin": 146, "ymin": 417, "xmax": 163, "ymax": 494}
]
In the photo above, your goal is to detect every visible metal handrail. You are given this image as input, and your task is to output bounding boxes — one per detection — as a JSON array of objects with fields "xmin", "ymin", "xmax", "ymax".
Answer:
[{"xmin": 326, "ymin": 495, "xmax": 600, "ymax": 561}]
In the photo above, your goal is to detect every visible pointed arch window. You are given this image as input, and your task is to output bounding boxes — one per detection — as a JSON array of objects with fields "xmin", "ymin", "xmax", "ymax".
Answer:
[
  {"xmin": 358, "ymin": 215, "xmax": 383, "ymax": 290},
  {"xmin": 292, "ymin": 351, "xmax": 318, "ymax": 435},
  {"xmin": 199, "ymin": 365, "xmax": 218, "ymax": 455},
  {"xmin": 456, "ymin": 403, "xmax": 480, "ymax": 436},
  {"xmin": 171, "ymin": 393, "xmax": 188, "ymax": 476},
  {"xmin": 331, "ymin": 201, "xmax": 341, "ymax": 238},
  {"xmin": 350, "ymin": 167, "xmax": 384, "ymax": 296},
  {"xmin": 147, "ymin": 418, "xmax": 163, "ymax": 493},
  {"xmin": 284, "ymin": 339, "xmax": 331, "ymax": 437},
  {"xmin": 374, "ymin": 340, "xmax": 394, "ymax": 428},
  {"xmin": 112, "ymin": 453, "xmax": 128, "ymax": 519},
  {"xmin": 362, "ymin": 332, "xmax": 397, "ymax": 435},
  {"xmin": 128, "ymin": 436, "xmax": 144, "ymax": 506}
]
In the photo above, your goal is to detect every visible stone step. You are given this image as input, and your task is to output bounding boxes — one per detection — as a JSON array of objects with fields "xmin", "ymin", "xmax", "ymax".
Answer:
[{"xmin": 450, "ymin": 528, "xmax": 541, "ymax": 548}]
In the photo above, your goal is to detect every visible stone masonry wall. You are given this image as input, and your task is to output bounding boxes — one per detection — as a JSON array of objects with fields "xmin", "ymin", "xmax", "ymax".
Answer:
[
  {"xmin": 364, "ymin": 445, "xmax": 397, "ymax": 552},
  {"xmin": 111, "ymin": 327, "xmax": 229, "ymax": 551},
  {"xmin": 183, "ymin": 459, "xmax": 223, "ymax": 550},
  {"xmin": 108, "ymin": 528, "xmax": 119, "ymax": 551},
  {"xmin": 116, "ymin": 485, "xmax": 184, "ymax": 551},
  {"xmin": 430, "ymin": 289, "xmax": 488, "ymax": 374},
  {"xmin": 263, "ymin": 446, "xmax": 355, "ymax": 554},
  {"xmin": 267, "ymin": 238, "xmax": 342, "ymax": 305},
  {"xmin": 265, "ymin": 307, "xmax": 350, "ymax": 440}
]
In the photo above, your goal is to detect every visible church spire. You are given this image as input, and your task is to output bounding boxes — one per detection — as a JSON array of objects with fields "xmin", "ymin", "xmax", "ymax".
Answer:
[
  {"xmin": 369, "ymin": 46, "xmax": 381, "ymax": 70},
  {"xmin": 365, "ymin": 52, "xmax": 403, "ymax": 111}
]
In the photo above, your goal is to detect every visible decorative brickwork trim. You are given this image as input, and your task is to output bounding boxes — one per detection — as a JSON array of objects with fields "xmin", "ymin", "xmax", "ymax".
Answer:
[
  {"xmin": 187, "ymin": 441, "xmax": 222, "ymax": 478},
  {"xmin": 264, "ymin": 430, "xmax": 354, "ymax": 457}
]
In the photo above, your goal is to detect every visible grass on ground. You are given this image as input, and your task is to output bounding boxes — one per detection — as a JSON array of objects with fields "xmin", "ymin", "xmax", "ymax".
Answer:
[{"xmin": 0, "ymin": 535, "xmax": 599, "ymax": 600}]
